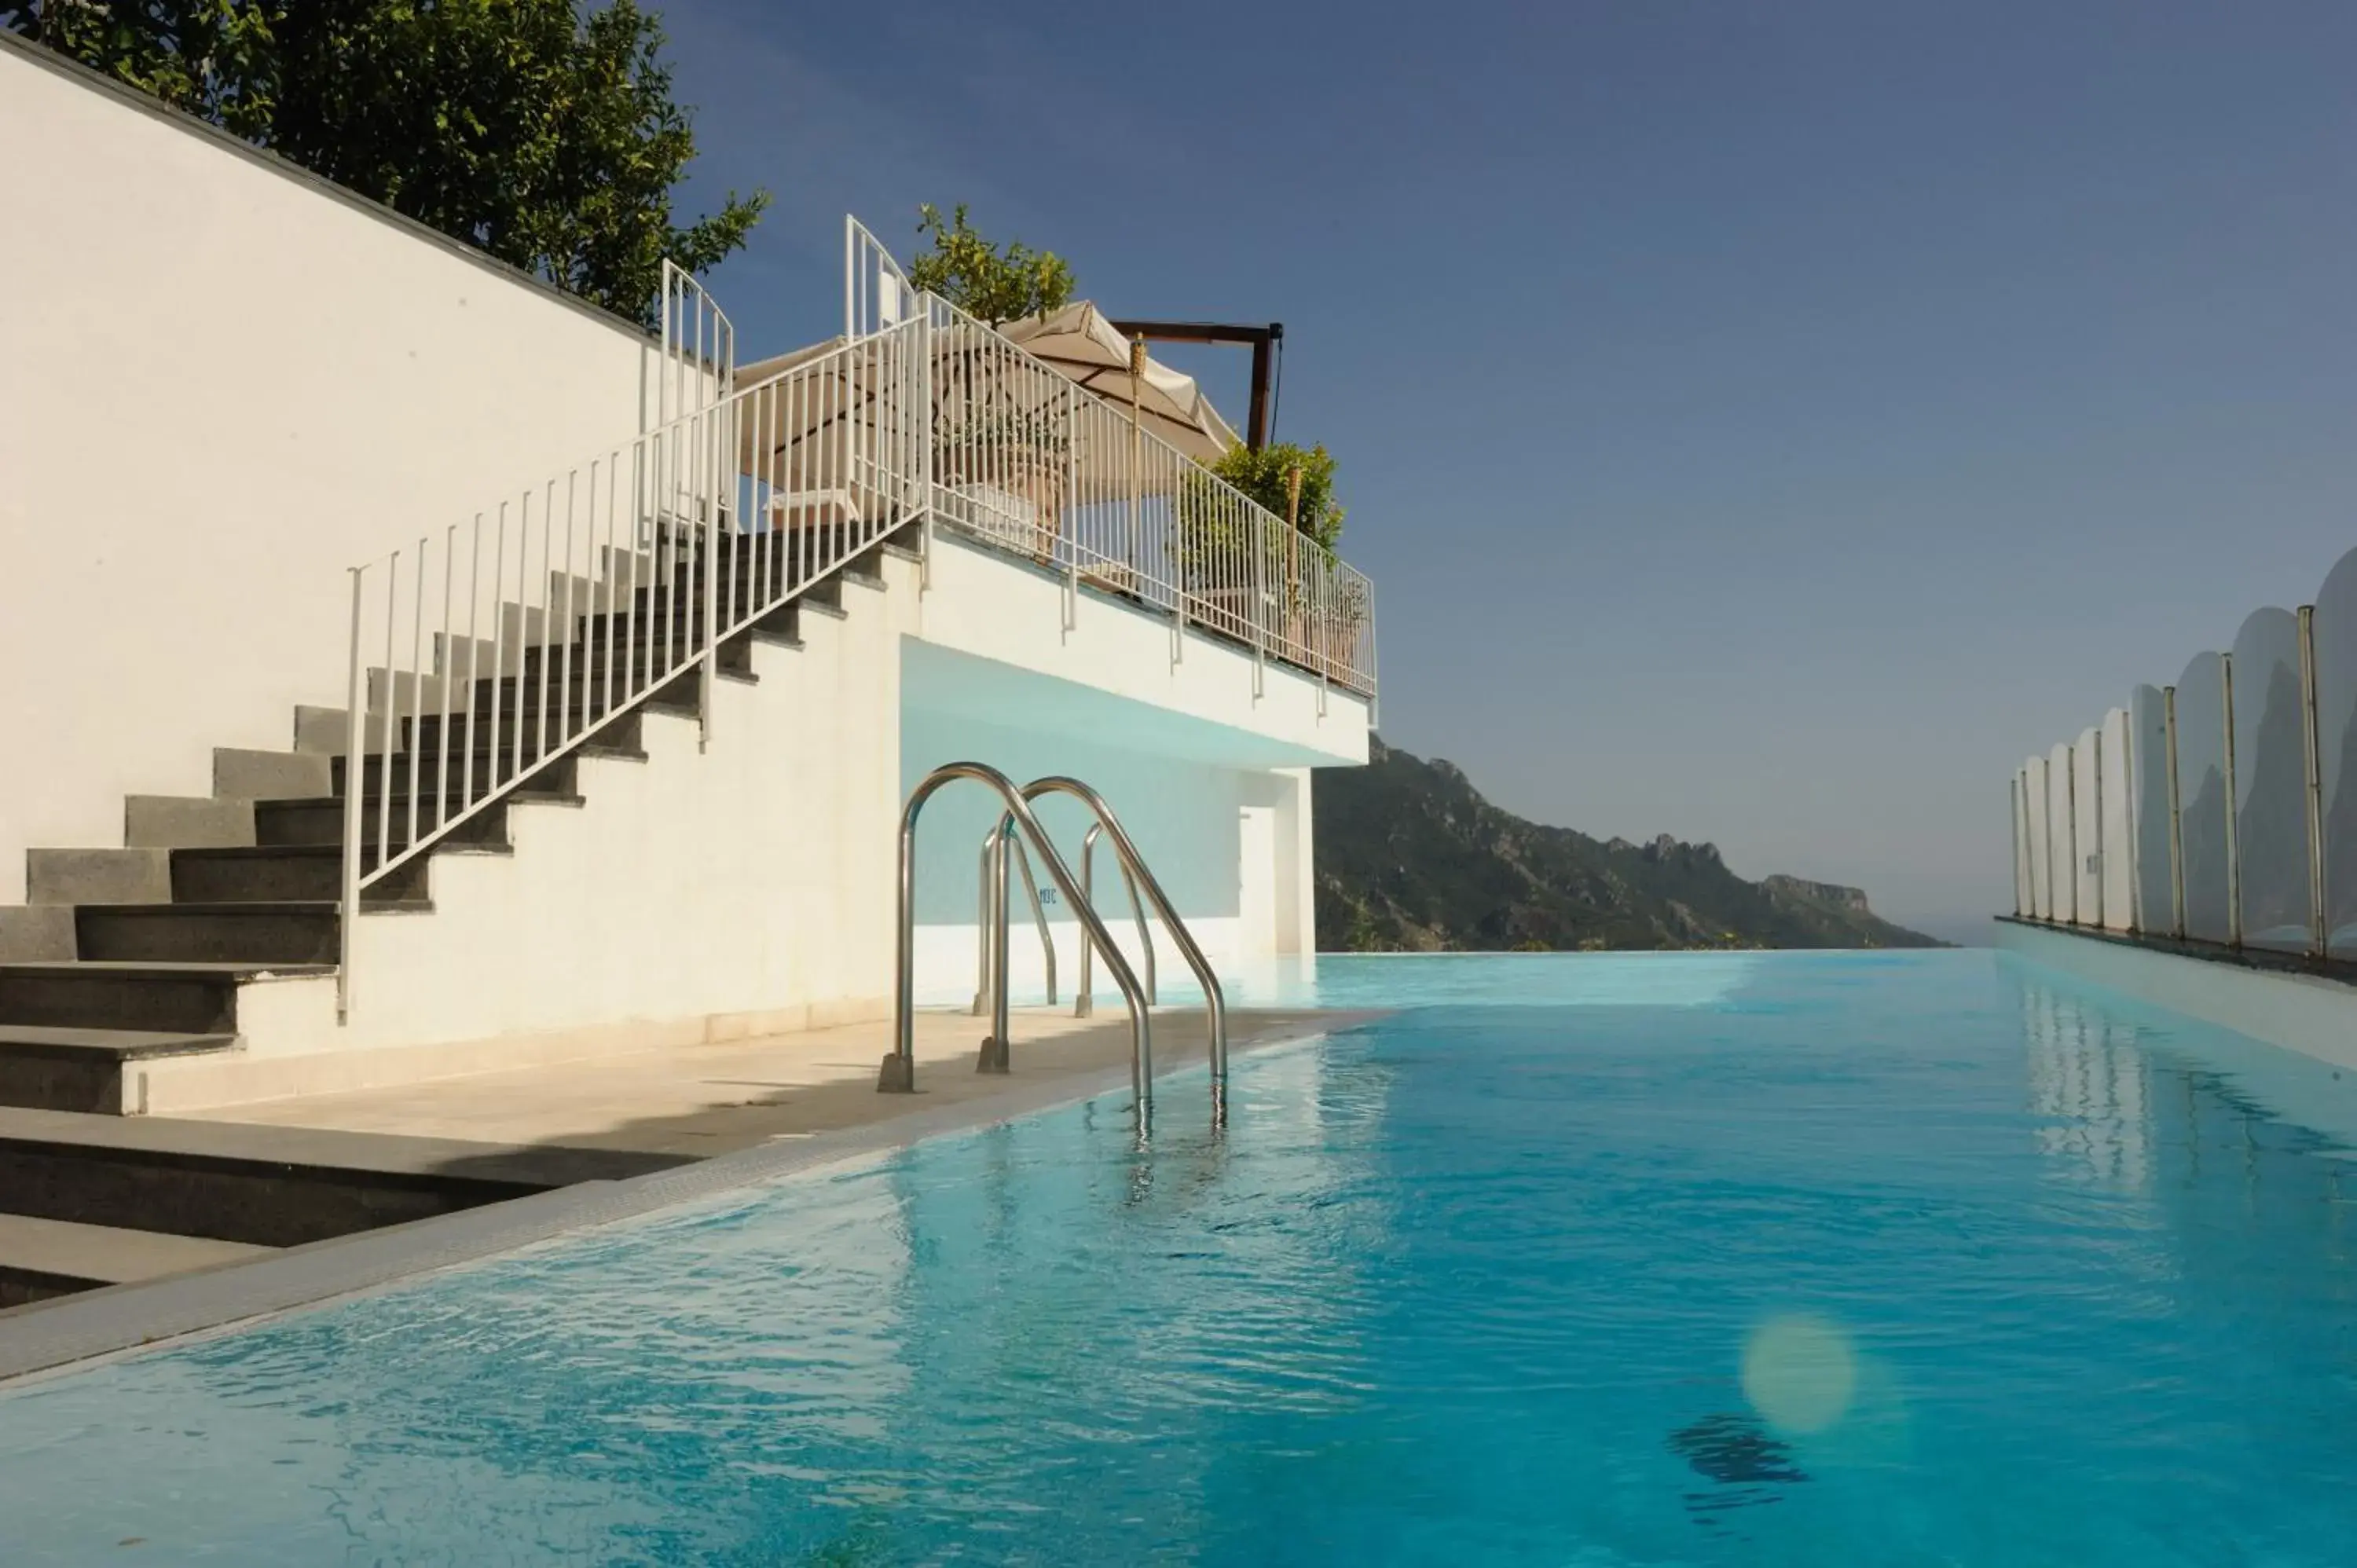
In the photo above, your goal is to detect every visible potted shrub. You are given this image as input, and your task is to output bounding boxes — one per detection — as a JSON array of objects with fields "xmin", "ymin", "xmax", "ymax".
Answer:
[{"xmin": 1175, "ymin": 441, "xmax": 1346, "ymax": 651}]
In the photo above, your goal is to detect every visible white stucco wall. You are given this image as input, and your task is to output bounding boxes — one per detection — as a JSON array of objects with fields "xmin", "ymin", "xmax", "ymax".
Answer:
[
  {"xmin": 887, "ymin": 529, "xmax": 1360, "ymax": 1007},
  {"xmin": 2, "ymin": 42, "xmax": 1377, "ymax": 1091},
  {"xmin": 913, "ymin": 531, "xmax": 1369, "ymax": 771},
  {"xmin": 0, "ymin": 41, "xmax": 659, "ymax": 903}
]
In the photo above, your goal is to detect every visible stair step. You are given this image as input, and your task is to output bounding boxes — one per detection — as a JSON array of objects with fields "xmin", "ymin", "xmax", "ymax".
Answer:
[
  {"xmin": 25, "ymin": 848, "xmax": 170, "ymax": 907},
  {"xmin": 75, "ymin": 903, "xmax": 421, "ymax": 965},
  {"xmin": 515, "ymin": 634, "xmax": 765, "ymax": 680},
  {"xmin": 213, "ymin": 747, "xmax": 332, "ymax": 802},
  {"xmin": 255, "ymin": 794, "xmax": 549, "ymax": 850},
  {"xmin": 410, "ymin": 670, "xmax": 720, "ymax": 735},
  {"xmin": 331, "ymin": 727, "xmax": 647, "ymax": 795},
  {"xmin": 0, "ymin": 963, "xmax": 328, "ymax": 1036},
  {"xmin": 170, "ymin": 846, "xmax": 444, "ymax": 904},
  {"xmin": 0, "ymin": 1214, "xmax": 276, "ymax": 1306},
  {"xmin": 372, "ymin": 720, "xmax": 669, "ymax": 774},
  {"xmin": 571, "ymin": 573, "xmax": 845, "ymax": 638},
  {"xmin": 124, "ymin": 795, "xmax": 254, "ymax": 850},
  {"xmin": 0, "ymin": 1025, "xmax": 239, "ymax": 1061},
  {"xmin": 0, "ymin": 1027, "xmax": 240, "ymax": 1116},
  {"xmin": 0, "ymin": 1107, "xmax": 567, "ymax": 1247},
  {"xmin": 319, "ymin": 753, "xmax": 583, "ymax": 805},
  {"xmin": 537, "ymin": 623, "xmax": 800, "ymax": 672}
]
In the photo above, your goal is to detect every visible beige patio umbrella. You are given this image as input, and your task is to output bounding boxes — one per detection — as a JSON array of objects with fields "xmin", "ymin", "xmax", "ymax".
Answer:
[
  {"xmin": 997, "ymin": 301, "xmax": 1241, "ymax": 466},
  {"xmin": 728, "ymin": 335, "xmax": 877, "ymax": 520},
  {"xmin": 731, "ymin": 304, "xmax": 1243, "ymax": 510}
]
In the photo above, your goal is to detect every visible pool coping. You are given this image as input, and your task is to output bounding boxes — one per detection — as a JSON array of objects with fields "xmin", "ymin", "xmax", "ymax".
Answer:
[{"xmin": 0, "ymin": 1010, "xmax": 1388, "ymax": 1388}]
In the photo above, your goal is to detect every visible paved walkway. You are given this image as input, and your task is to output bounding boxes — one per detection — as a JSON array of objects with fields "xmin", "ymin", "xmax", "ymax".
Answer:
[{"xmin": 197, "ymin": 1006, "xmax": 1336, "ymax": 1157}]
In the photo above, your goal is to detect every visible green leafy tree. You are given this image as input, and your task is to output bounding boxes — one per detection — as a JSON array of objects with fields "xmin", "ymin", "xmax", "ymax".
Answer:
[
  {"xmin": 6, "ymin": 0, "xmax": 278, "ymax": 132},
  {"xmin": 1176, "ymin": 437, "xmax": 1348, "ymax": 588},
  {"xmin": 908, "ymin": 202, "xmax": 1075, "ymax": 327},
  {"xmin": 1207, "ymin": 440, "xmax": 1345, "ymax": 551},
  {"xmin": 4, "ymin": 0, "xmax": 765, "ymax": 324}
]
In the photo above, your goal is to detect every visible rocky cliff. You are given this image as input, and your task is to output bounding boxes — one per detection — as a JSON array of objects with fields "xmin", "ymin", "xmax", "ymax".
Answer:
[{"xmin": 1313, "ymin": 739, "xmax": 1942, "ymax": 952}]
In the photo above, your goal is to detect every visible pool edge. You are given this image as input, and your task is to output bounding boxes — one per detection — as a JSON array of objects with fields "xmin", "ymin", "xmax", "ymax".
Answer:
[{"xmin": 0, "ymin": 1009, "xmax": 1390, "ymax": 1388}]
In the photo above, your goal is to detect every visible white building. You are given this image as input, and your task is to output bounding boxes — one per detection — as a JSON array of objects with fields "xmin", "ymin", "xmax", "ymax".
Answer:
[{"xmin": 0, "ymin": 34, "xmax": 1374, "ymax": 1114}]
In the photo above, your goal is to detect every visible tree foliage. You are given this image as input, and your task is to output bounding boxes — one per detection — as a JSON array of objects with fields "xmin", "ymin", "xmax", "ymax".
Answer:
[
  {"xmin": 5, "ymin": 0, "xmax": 766, "ymax": 324},
  {"xmin": 7, "ymin": 0, "xmax": 279, "ymax": 133},
  {"xmin": 1208, "ymin": 440, "xmax": 1345, "ymax": 550},
  {"xmin": 907, "ymin": 202, "xmax": 1074, "ymax": 327}
]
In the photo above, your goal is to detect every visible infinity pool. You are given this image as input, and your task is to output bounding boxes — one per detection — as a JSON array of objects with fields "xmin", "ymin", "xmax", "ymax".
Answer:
[{"xmin": 6, "ymin": 951, "xmax": 2357, "ymax": 1564}]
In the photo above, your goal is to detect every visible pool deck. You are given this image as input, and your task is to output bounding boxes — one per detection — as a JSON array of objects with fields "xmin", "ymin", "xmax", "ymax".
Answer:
[
  {"xmin": 192, "ymin": 1006, "xmax": 1291, "ymax": 1157},
  {"xmin": 0, "ymin": 1005, "xmax": 1376, "ymax": 1386}
]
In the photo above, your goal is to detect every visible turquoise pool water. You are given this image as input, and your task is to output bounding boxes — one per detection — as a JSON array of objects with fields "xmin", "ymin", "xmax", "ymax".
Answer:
[{"xmin": 6, "ymin": 950, "xmax": 2357, "ymax": 1564}]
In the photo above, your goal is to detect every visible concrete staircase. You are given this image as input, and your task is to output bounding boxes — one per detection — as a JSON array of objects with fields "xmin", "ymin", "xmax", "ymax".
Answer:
[{"xmin": 0, "ymin": 527, "xmax": 905, "ymax": 1307}]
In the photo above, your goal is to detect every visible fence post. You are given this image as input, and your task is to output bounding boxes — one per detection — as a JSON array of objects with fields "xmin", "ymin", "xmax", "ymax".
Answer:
[
  {"xmin": 699, "ymin": 404, "xmax": 718, "ymax": 753},
  {"xmin": 1251, "ymin": 509, "xmax": 1266, "ymax": 699},
  {"xmin": 338, "ymin": 567, "xmax": 366, "ymax": 1026},
  {"xmin": 2302, "ymin": 604, "xmax": 2326, "ymax": 958},
  {"xmin": 2223, "ymin": 654, "xmax": 2241, "ymax": 947},
  {"xmin": 2010, "ymin": 775, "xmax": 2023, "ymax": 918},
  {"xmin": 1127, "ymin": 336, "xmax": 1145, "ymax": 607},
  {"xmin": 1171, "ymin": 450, "xmax": 1186, "ymax": 661},
  {"xmin": 2063, "ymin": 742, "xmax": 2078, "ymax": 926},
  {"xmin": 1065, "ymin": 380, "xmax": 1079, "ymax": 628},
  {"xmin": 2124, "ymin": 705, "xmax": 2144, "ymax": 932},
  {"xmin": 2090, "ymin": 729, "xmax": 2104, "ymax": 929},
  {"xmin": 2164, "ymin": 686, "xmax": 2186, "ymax": 939},
  {"xmin": 843, "ymin": 216, "xmax": 856, "ymax": 342},
  {"xmin": 920, "ymin": 303, "xmax": 937, "ymax": 592}
]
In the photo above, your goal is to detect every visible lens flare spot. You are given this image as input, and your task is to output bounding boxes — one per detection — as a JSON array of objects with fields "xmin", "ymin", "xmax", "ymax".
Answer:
[{"xmin": 1740, "ymin": 1313, "xmax": 1858, "ymax": 1435}]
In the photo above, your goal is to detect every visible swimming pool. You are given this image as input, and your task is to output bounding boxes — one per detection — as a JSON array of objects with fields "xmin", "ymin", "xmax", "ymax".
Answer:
[{"xmin": 5, "ymin": 949, "xmax": 2356, "ymax": 1564}]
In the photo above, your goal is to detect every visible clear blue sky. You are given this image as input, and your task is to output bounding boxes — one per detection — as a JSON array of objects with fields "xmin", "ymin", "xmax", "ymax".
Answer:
[{"xmin": 656, "ymin": 0, "xmax": 2357, "ymax": 943}]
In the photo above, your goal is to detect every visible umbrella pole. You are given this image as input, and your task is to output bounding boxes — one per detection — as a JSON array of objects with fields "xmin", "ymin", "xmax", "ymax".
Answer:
[
  {"xmin": 1128, "ymin": 335, "xmax": 1146, "ymax": 598},
  {"xmin": 1286, "ymin": 464, "xmax": 1303, "ymax": 647}
]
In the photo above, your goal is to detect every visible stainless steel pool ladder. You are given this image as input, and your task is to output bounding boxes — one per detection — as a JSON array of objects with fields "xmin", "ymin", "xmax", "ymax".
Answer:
[
  {"xmin": 974, "ymin": 819, "xmax": 1154, "ymax": 1021},
  {"xmin": 981, "ymin": 775, "xmax": 1226, "ymax": 1109},
  {"xmin": 884, "ymin": 763, "xmax": 1152, "ymax": 1112},
  {"xmin": 1076, "ymin": 821, "xmax": 1157, "ymax": 1017},
  {"xmin": 882, "ymin": 764, "xmax": 1229, "ymax": 1127},
  {"xmin": 973, "ymin": 824, "xmax": 1057, "ymax": 1017}
]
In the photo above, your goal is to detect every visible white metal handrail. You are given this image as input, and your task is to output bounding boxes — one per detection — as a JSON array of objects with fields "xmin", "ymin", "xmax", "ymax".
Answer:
[
  {"xmin": 658, "ymin": 259, "xmax": 735, "ymax": 429},
  {"xmin": 337, "ymin": 313, "xmax": 928, "ymax": 1020},
  {"xmin": 911, "ymin": 285, "xmax": 1377, "ymax": 699},
  {"xmin": 847, "ymin": 216, "xmax": 915, "ymax": 341},
  {"xmin": 335, "ymin": 218, "xmax": 1380, "ymax": 1020}
]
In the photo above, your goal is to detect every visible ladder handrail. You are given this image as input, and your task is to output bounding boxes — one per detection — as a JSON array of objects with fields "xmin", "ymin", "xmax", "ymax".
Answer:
[
  {"xmin": 885, "ymin": 763, "xmax": 1154, "ymax": 1119},
  {"xmin": 1076, "ymin": 822, "xmax": 1157, "ymax": 1015},
  {"xmin": 1021, "ymin": 776, "xmax": 1229, "ymax": 1094},
  {"xmin": 974, "ymin": 823, "xmax": 1057, "ymax": 1020}
]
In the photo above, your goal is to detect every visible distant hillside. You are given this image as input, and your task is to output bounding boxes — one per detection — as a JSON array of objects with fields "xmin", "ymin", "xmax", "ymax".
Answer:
[{"xmin": 1312, "ymin": 739, "xmax": 1943, "ymax": 952}]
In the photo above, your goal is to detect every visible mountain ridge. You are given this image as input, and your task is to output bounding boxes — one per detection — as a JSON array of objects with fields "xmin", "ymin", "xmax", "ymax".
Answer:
[{"xmin": 1311, "ymin": 738, "xmax": 1942, "ymax": 951}]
